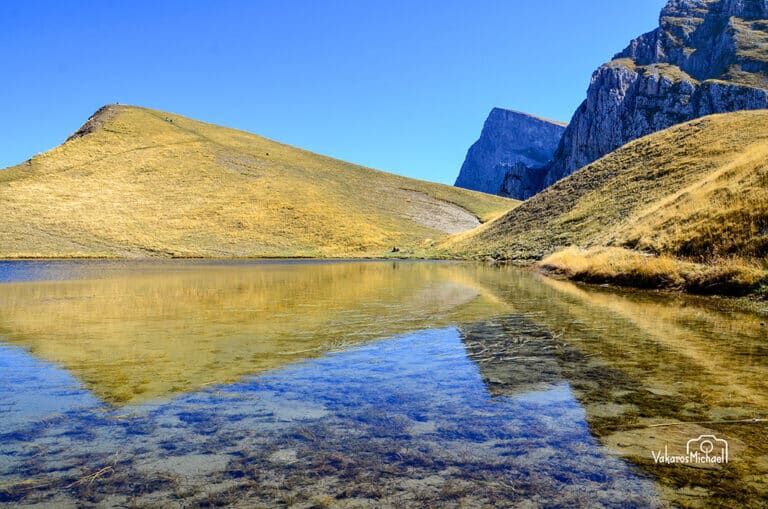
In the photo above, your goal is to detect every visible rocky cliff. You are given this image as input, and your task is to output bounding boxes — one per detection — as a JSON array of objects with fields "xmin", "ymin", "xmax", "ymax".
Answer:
[
  {"xmin": 511, "ymin": 0, "xmax": 768, "ymax": 194},
  {"xmin": 454, "ymin": 108, "xmax": 565, "ymax": 196}
]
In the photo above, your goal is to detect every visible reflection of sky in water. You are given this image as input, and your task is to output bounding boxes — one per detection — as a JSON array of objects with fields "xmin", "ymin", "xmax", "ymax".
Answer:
[
  {"xmin": 0, "ymin": 261, "xmax": 72, "ymax": 283},
  {"xmin": 0, "ymin": 258, "xmax": 381, "ymax": 283},
  {"xmin": 0, "ymin": 328, "xmax": 660, "ymax": 507},
  {"xmin": 0, "ymin": 345, "xmax": 98, "ymax": 432}
]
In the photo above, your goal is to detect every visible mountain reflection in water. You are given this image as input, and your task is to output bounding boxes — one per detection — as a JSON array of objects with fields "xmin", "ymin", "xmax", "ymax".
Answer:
[{"xmin": 0, "ymin": 260, "xmax": 766, "ymax": 508}]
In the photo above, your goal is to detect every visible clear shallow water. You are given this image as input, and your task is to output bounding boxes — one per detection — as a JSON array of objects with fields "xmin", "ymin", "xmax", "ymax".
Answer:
[{"xmin": 0, "ymin": 260, "xmax": 766, "ymax": 508}]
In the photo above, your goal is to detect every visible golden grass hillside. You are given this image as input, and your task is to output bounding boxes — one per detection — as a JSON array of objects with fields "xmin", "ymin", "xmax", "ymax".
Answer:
[
  {"xmin": 443, "ymin": 110, "xmax": 768, "ymax": 295},
  {"xmin": 0, "ymin": 105, "xmax": 515, "ymax": 259}
]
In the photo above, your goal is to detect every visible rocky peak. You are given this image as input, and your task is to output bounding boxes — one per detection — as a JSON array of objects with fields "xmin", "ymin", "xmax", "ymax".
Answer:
[
  {"xmin": 66, "ymin": 104, "xmax": 122, "ymax": 142},
  {"xmin": 454, "ymin": 108, "xmax": 565, "ymax": 196},
  {"xmin": 617, "ymin": 0, "xmax": 768, "ymax": 84},
  {"xmin": 531, "ymin": 0, "xmax": 768, "ymax": 191},
  {"xmin": 456, "ymin": 0, "xmax": 768, "ymax": 199}
]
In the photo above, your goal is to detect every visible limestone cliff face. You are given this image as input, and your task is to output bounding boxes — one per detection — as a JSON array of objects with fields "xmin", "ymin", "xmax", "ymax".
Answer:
[
  {"xmin": 526, "ymin": 0, "xmax": 768, "ymax": 192},
  {"xmin": 454, "ymin": 108, "xmax": 565, "ymax": 196},
  {"xmin": 544, "ymin": 63, "xmax": 768, "ymax": 186}
]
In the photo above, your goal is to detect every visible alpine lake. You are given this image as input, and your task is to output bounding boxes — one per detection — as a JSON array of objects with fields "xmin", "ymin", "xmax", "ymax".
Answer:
[{"xmin": 0, "ymin": 260, "xmax": 766, "ymax": 508}]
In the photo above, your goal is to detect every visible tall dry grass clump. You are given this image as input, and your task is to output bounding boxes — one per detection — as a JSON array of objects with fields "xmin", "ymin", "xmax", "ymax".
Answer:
[{"xmin": 541, "ymin": 247, "xmax": 767, "ymax": 296}]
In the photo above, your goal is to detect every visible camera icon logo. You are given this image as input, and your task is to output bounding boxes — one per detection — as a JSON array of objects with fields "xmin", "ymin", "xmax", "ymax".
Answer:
[{"xmin": 686, "ymin": 434, "xmax": 728, "ymax": 463}]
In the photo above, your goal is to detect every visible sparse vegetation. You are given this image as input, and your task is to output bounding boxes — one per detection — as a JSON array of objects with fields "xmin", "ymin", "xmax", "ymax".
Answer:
[
  {"xmin": 608, "ymin": 59, "xmax": 698, "ymax": 84},
  {"xmin": 732, "ymin": 18, "xmax": 768, "ymax": 82},
  {"xmin": 0, "ymin": 105, "xmax": 515, "ymax": 259}
]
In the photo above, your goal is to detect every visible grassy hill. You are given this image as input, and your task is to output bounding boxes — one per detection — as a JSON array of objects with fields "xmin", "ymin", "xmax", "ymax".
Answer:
[
  {"xmin": 0, "ymin": 105, "xmax": 515, "ymax": 259},
  {"xmin": 443, "ymin": 110, "xmax": 768, "ymax": 295}
]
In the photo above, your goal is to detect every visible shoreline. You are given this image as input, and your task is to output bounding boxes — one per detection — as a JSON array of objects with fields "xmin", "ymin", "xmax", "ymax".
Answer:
[
  {"xmin": 540, "ymin": 268, "xmax": 768, "ymax": 311},
  {"xmin": 2, "ymin": 255, "xmax": 767, "ymax": 307}
]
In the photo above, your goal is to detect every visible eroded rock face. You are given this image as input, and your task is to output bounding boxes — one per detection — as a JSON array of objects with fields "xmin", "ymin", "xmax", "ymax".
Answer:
[
  {"xmin": 617, "ymin": 0, "xmax": 768, "ymax": 79},
  {"xmin": 454, "ymin": 108, "xmax": 565, "ymax": 197},
  {"xmin": 498, "ymin": 162, "xmax": 548, "ymax": 200},
  {"xmin": 519, "ymin": 0, "xmax": 768, "ymax": 193},
  {"xmin": 543, "ymin": 64, "xmax": 768, "ymax": 186}
]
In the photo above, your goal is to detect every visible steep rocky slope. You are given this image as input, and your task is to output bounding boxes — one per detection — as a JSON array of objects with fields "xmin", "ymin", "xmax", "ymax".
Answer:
[
  {"xmin": 454, "ymin": 108, "xmax": 565, "ymax": 198},
  {"xmin": 0, "ymin": 105, "xmax": 515, "ymax": 259},
  {"xmin": 511, "ymin": 0, "xmax": 768, "ymax": 195},
  {"xmin": 443, "ymin": 110, "xmax": 768, "ymax": 269}
]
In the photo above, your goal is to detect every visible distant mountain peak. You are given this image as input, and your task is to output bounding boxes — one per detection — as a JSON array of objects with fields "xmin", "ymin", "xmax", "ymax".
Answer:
[
  {"xmin": 454, "ymin": 108, "xmax": 565, "ymax": 196},
  {"xmin": 488, "ymin": 107, "xmax": 567, "ymax": 127}
]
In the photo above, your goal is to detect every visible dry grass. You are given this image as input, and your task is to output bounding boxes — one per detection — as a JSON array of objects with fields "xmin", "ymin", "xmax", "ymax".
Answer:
[
  {"xmin": 0, "ymin": 105, "xmax": 515, "ymax": 259},
  {"xmin": 439, "ymin": 111, "xmax": 768, "ymax": 295},
  {"xmin": 441, "ymin": 110, "xmax": 768, "ymax": 295},
  {"xmin": 609, "ymin": 143, "xmax": 768, "ymax": 260},
  {"xmin": 444, "ymin": 110, "xmax": 768, "ymax": 261},
  {"xmin": 540, "ymin": 247, "xmax": 767, "ymax": 296}
]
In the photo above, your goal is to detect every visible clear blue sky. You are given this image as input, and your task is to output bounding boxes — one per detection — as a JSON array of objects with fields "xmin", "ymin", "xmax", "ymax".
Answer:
[{"xmin": 1, "ymin": 0, "xmax": 666, "ymax": 184}]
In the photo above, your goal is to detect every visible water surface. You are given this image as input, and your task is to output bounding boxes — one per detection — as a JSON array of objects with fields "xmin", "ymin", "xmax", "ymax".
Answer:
[{"xmin": 0, "ymin": 260, "xmax": 766, "ymax": 508}]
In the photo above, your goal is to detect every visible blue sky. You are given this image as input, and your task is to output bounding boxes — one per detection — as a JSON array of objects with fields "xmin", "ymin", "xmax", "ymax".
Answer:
[{"xmin": 1, "ymin": 0, "xmax": 666, "ymax": 184}]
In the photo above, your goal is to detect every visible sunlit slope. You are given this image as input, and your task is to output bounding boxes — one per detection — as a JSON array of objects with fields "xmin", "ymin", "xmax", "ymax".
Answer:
[
  {"xmin": 0, "ymin": 262, "xmax": 511, "ymax": 405},
  {"xmin": 444, "ymin": 110, "xmax": 768, "ymax": 263},
  {"xmin": 0, "ymin": 105, "xmax": 515, "ymax": 258}
]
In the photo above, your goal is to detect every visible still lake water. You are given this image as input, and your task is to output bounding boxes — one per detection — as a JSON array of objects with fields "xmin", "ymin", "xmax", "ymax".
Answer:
[{"xmin": 0, "ymin": 260, "xmax": 766, "ymax": 508}]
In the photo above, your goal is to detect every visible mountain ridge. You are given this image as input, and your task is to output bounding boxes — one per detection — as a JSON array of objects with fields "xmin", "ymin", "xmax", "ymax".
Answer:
[
  {"xmin": 495, "ymin": 0, "xmax": 768, "ymax": 197},
  {"xmin": 442, "ymin": 109, "xmax": 768, "ymax": 288},
  {"xmin": 0, "ymin": 104, "xmax": 515, "ymax": 259}
]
